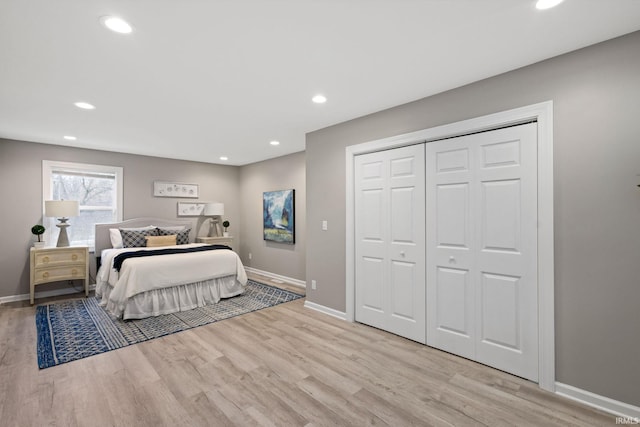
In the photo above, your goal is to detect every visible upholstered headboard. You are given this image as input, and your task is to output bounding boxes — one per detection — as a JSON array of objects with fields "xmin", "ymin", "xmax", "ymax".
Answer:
[{"xmin": 95, "ymin": 217, "xmax": 196, "ymax": 258}]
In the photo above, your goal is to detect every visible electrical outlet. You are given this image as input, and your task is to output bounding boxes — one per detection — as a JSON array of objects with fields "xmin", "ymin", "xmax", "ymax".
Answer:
[
  {"xmin": 322, "ymin": 220, "xmax": 328, "ymax": 231},
  {"xmin": 248, "ymin": 253, "xmax": 252, "ymax": 260},
  {"xmin": 311, "ymin": 280, "xmax": 317, "ymax": 290}
]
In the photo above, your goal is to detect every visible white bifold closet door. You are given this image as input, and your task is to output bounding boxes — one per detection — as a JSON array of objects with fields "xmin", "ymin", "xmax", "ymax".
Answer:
[
  {"xmin": 355, "ymin": 144, "xmax": 426, "ymax": 343},
  {"xmin": 426, "ymin": 123, "xmax": 538, "ymax": 381}
]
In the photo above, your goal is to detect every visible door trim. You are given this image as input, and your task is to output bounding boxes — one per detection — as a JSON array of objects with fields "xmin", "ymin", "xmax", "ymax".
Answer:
[{"xmin": 345, "ymin": 101, "xmax": 555, "ymax": 391}]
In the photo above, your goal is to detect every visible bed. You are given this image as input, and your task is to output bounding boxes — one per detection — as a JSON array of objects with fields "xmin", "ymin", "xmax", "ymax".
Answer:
[{"xmin": 95, "ymin": 217, "xmax": 247, "ymax": 320}]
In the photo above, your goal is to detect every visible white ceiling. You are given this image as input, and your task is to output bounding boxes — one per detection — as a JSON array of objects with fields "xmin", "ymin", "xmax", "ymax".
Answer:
[{"xmin": 1, "ymin": 1, "xmax": 639, "ymax": 166}]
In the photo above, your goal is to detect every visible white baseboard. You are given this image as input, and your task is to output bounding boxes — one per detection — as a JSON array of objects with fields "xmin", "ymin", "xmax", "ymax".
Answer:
[
  {"xmin": 0, "ymin": 284, "xmax": 96, "ymax": 305},
  {"xmin": 556, "ymin": 382, "xmax": 640, "ymax": 419},
  {"xmin": 303, "ymin": 300, "xmax": 347, "ymax": 321},
  {"xmin": 245, "ymin": 267, "xmax": 306, "ymax": 289}
]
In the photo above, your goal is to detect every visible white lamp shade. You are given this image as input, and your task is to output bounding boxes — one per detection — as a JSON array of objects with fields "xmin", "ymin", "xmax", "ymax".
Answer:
[
  {"xmin": 203, "ymin": 202, "xmax": 224, "ymax": 216},
  {"xmin": 45, "ymin": 200, "xmax": 79, "ymax": 218}
]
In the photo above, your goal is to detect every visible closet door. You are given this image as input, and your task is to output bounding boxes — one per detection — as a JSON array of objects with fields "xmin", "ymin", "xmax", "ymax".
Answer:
[
  {"xmin": 355, "ymin": 144, "xmax": 426, "ymax": 343},
  {"xmin": 426, "ymin": 123, "xmax": 539, "ymax": 381}
]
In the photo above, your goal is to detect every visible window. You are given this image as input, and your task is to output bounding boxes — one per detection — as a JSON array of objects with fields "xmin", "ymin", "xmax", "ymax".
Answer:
[{"xmin": 43, "ymin": 161, "xmax": 123, "ymax": 251}]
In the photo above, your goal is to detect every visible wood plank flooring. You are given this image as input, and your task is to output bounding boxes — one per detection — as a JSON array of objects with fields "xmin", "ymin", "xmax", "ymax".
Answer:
[{"xmin": 0, "ymin": 274, "xmax": 615, "ymax": 426}]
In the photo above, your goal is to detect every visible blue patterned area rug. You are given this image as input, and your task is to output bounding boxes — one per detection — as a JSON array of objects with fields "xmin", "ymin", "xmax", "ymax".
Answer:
[{"xmin": 36, "ymin": 280, "xmax": 303, "ymax": 369}]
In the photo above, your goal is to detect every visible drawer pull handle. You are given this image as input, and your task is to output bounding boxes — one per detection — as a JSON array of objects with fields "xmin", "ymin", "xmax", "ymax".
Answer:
[
  {"xmin": 72, "ymin": 254, "xmax": 78, "ymax": 261},
  {"xmin": 42, "ymin": 272, "xmax": 49, "ymax": 278},
  {"xmin": 43, "ymin": 256, "xmax": 49, "ymax": 263},
  {"xmin": 72, "ymin": 269, "xmax": 78, "ymax": 276}
]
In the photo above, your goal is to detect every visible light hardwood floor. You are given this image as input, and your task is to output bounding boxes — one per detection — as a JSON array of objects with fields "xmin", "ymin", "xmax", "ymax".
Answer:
[{"xmin": 0, "ymin": 274, "xmax": 614, "ymax": 426}]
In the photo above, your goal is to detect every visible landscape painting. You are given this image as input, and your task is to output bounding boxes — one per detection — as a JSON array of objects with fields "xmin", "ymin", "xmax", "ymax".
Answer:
[{"xmin": 263, "ymin": 189, "xmax": 295, "ymax": 244}]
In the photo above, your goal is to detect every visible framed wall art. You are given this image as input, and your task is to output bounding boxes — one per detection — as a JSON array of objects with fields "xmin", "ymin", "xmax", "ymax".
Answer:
[
  {"xmin": 263, "ymin": 189, "xmax": 295, "ymax": 244},
  {"xmin": 177, "ymin": 202, "xmax": 206, "ymax": 216},
  {"xmin": 153, "ymin": 181, "xmax": 199, "ymax": 198}
]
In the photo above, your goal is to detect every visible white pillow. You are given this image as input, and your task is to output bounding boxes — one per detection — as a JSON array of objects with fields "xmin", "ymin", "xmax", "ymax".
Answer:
[
  {"xmin": 109, "ymin": 229, "xmax": 123, "ymax": 248},
  {"xmin": 110, "ymin": 225, "xmax": 156, "ymax": 248}
]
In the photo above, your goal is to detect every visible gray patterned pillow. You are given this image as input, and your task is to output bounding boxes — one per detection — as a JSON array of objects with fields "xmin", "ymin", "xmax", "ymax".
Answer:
[
  {"xmin": 157, "ymin": 227, "xmax": 190, "ymax": 245},
  {"xmin": 120, "ymin": 228, "xmax": 158, "ymax": 248}
]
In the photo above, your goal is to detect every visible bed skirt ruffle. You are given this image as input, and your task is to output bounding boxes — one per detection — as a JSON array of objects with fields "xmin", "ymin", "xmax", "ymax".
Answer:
[{"xmin": 95, "ymin": 276, "xmax": 245, "ymax": 320}]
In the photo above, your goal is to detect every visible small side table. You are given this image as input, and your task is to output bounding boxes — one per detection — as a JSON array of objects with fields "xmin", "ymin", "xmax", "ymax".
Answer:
[
  {"xmin": 196, "ymin": 236, "xmax": 234, "ymax": 249},
  {"xmin": 30, "ymin": 245, "xmax": 90, "ymax": 305}
]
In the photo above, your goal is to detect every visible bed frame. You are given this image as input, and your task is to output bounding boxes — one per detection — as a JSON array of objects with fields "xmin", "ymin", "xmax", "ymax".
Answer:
[{"xmin": 95, "ymin": 217, "xmax": 196, "ymax": 268}]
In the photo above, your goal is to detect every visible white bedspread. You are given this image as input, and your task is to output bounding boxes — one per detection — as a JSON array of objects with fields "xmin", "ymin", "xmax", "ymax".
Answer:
[{"xmin": 97, "ymin": 244, "xmax": 247, "ymax": 313}]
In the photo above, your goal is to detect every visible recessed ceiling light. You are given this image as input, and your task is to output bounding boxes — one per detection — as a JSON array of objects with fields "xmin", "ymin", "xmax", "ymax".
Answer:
[
  {"xmin": 101, "ymin": 16, "xmax": 133, "ymax": 34},
  {"xmin": 63, "ymin": 135, "xmax": 77, "ymax": 141},
  {"xmin": 74, "ymin": 101, "xmax": 95, "ymax": 110},
  {"xmin": 535, "ymin": 0, "xmax": 564, "ymax": 10},
  {"xmin": 220, "ymin": 156, "xmax": 228, "ymax": 161},
  {"xmin": 270, "ymin": 140, "xmax": 280, "ymax": 146},
  {"xmin": 312, "ymin": 94, "xmax": 327, "ymax": 104}
]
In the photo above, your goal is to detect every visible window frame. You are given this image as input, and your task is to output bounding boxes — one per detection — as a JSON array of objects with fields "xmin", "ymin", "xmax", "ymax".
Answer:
[{"xmin": 42, "ymin": 160, "xmax": 123, "ymax": 251}]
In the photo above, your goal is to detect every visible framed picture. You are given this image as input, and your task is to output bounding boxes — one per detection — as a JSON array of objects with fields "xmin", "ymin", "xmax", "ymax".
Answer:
[
  {"xmin": 177, "ymin": 202, "xmax": 206, "ymax": 216},
  {"xmin": 263, "ymin": 189, "xmax": 295, "ymax": 244},
  {"xmin": 154, "ymin": 181, "xmax": 199, "ymax": 198}
]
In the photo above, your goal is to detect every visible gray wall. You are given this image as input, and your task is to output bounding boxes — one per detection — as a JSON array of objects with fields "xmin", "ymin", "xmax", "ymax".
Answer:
[
  {"xmin": 0, "ymin": 138, "xmax": 306, "ymax": 299},
  {"xmin": 306, "ymin": 31, "xmax": 640, "ymax": 406},
  {"xmin": 239, "ymin": 151, "xmax": 306, "ymax": 281},
  {"xmin": 0, "ymin": 139, "xmax": 240, "ymax": 297}
]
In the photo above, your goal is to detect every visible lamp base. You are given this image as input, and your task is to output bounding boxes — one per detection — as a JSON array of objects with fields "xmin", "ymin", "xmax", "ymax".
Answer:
[
  {"xmin": 56, "ymin": 218, "xmax": 71, "ymax": 247},
  {"xmin": 208, "ymin": 218, "xmax": 222, "ymax": 237}
]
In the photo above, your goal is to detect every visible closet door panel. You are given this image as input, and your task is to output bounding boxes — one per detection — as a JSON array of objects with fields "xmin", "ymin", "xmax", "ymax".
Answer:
[
  {"xmin": 427, "ymin": 123, "xmax": 538, "ymax": 381},
  {"xmin": 355, "ymin": 145, "xmax": 426, "ymax": 343}
]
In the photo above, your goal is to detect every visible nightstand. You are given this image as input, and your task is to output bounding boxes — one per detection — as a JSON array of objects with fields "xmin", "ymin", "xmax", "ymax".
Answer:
[
  {"xmin": 30, "ymin": 246, "xmax": 89, "ymax": 305},
  {"xmin": 196, "ymin": 236, "xmax": 234, "ymax": 249}
]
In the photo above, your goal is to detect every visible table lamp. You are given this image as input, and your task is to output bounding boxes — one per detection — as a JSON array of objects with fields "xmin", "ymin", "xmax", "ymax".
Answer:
[
  {"xmin": 203, "ymin": 202, "xmax": 224, "ymax": 237},
  {"xmin": 44, "ymin": 200, "xmax": 79, "ymax": 247}
]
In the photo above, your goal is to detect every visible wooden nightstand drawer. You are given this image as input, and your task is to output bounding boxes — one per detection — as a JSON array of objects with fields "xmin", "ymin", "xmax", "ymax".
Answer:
[
  {"xmin": 33, "ymin": 248, "xmax": 86, "ymax": 268},
  {"xmin": 30, "ymin": 245, "xmax": 89, "ymax": 304},
  {"xmin": 196, "ymin": 236, "xmax": 233, "ymax": 247},
  {"xmin": 33, "ymin": 264, "xmax": 85, "ymax": 285}
]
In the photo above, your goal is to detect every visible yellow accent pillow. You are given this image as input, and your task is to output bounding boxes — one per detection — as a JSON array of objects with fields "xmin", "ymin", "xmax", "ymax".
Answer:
[{"xmin": 145, "ymin": 234, "xmax": 177, "ymax": 247}]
